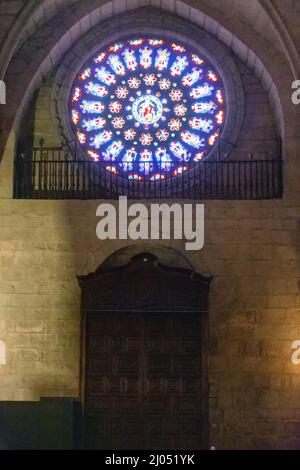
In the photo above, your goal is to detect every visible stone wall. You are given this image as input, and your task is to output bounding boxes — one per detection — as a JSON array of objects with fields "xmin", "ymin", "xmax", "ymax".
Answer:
[
  {"xmin": 232, "ymin": 61, "xmax": 278, "ymax": 161},
  {"xmin": 21, "ymin": 74, "xmax": 62, "ymax": 149},
  {"xmin": 0, "ymin": 1, "xmax": 24, "ymax": 46},
  {"xmin": 0, "ymin": 176, "xmax": 300, "ymax": 448},
  {"xmin": 0, "ymin": 0, "xmax": 300, "ymax": 451}
]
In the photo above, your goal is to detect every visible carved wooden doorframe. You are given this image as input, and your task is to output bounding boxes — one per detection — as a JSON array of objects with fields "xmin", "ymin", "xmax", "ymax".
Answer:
[{"xmin": 78, "ymin": 252, "xmax": 212, "ymax": 450}]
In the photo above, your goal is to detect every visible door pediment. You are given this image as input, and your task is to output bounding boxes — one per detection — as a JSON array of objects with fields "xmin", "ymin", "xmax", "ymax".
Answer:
[{"xmin": 78, "ymin": 252, "xmax": 211, "ymax": 313}]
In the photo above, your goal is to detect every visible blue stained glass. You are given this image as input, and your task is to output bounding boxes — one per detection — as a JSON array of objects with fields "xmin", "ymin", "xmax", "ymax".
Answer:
[{"xmin": 69, "ymin": 37, "xmax": 226, "ymax": 179}]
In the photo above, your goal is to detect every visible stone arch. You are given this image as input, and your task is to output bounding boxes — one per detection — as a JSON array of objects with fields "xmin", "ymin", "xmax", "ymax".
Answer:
[
  {"xmin": 0, "ymin": 0, "xmax": 72, "ymax": 80},
  {"xmin": 99, "ymin": 244, "xmax": 195, "ymax": 271},
  {"xmin": 258, "ymin": 0, "xmax": 300, "ymax": 79},
  {"xmin": 78, "ymin": 246, "xmax": 212, "ymax": 449},
  {"xmin": 1, "ymin": 0, "xmax": 299, "ymax": 81},
  {"xmin": 0, "ymin": 1, "xmax": 289, "ymax": 164},
  {"xmin": 52, "ymin": 11, "xmax": 244, "ymax": 161}
]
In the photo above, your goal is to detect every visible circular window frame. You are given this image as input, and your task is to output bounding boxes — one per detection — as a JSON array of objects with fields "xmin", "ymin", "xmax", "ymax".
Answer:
[
  {"xmin": 53, "ymin": 12, "xmax": 244, "ymax": 193},
  {"xmin": 68, "ymin": 35, "xmax": 228, "ymax": 178}
]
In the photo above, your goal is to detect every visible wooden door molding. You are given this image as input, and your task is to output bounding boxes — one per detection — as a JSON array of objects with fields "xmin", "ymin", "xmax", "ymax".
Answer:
[
  {"xmin": 77, "ymin": 251, "xmax": 212, "ymax": 449},
  {"xmin": 78, "ymin": 252, "xmax": 212, "ymax": 313}
]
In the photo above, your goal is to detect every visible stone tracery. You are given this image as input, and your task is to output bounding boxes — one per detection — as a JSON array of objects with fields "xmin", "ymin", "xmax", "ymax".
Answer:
[{"xmin": 69, "ymin": 37, "xmax": 226, "ymax": 180}]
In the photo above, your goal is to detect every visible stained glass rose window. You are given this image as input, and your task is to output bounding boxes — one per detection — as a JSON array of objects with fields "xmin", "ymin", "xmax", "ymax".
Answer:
[{"xmin": 70, "ymin": 37, "xmax": 226, "ymax": 180}]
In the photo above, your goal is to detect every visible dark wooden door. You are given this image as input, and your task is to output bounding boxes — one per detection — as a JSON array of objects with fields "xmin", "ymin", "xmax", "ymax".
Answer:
[
  {"xmin": 84, "ymin": 312, "xmax": 205, "ymax": 450},
  {"xmin": 84, "ymin": 314, "xmax": 143, "ymax": 450},
  {"xmin": 78, "ymin": 252, "xmax": 211, "ymax": 450},
  {"xmin": 143, "ymin": 314, "xmax": 204, "ymax": 450}
]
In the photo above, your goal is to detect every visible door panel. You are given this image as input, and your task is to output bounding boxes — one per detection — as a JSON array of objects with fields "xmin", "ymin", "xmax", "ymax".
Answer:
[
  {"xmin": 84, "ymin": 313, "xmax": 204, "ymax": 450},
  {"xmin": 143, "ymin": 315, "xmax": 202, "ymax": 450},
  {"xmin": 85, "ymin": 315, "xmax": 143, "ymax": 450}
]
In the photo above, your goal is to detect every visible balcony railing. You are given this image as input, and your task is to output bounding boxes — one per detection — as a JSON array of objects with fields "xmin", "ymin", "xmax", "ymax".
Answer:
[{"xmin": 13, "ymin": 146, "xmax": 283, "ymax": 200}]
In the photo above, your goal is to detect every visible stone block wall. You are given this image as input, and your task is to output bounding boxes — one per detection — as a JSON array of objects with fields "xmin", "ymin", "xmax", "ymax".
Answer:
[
  {"xmin": 0, "ymin": 53, "xmax": 299, "ymax": 450},
  {"xmin": 0, "ymin": 181, "xmax": 300, "ymax": 448},
  {"xmin": 231, "ymin": 62, "xmax": 278, "ymax": 161},
  {"xmin": 0, "ymin": 1, "xmax": 24, "ymax": 45},
  {"xmin": 0, "ymin": 0, "xmax": 300, "ymax": 451}
]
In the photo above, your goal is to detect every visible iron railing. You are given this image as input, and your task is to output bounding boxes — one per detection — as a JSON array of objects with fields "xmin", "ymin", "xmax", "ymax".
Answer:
[{"xmin": 13, "ymin": 146, "xmax": 283, "ymax": 200}]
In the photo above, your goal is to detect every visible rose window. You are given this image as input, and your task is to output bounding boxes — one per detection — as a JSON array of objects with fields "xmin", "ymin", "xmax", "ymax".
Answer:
[{"xmin": 70, "ymin": 37, "xmax": 226, "ymax": 180}]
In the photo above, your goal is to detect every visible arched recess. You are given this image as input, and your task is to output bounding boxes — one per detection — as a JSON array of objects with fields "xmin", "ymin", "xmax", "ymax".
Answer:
[
  {"xmin": 53, "ymin": 11, "xmax": 244, "ymax": 162},
  {"xmin": 0, "ymin": 340, "xmax": 6, "ymax": 365},
  {"xmin": 1, "ymin": 0, "xmax": 299, "ymax": 82},
  {"xmin": 0, "ymin": 2, "xmax": 288, "ymax": 166},
  {"xmin": 77, "ymin": 250, "xmax": 211, "ymax": 450}
]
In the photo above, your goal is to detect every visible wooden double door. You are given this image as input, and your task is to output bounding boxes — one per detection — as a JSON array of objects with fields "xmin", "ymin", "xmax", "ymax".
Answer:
[{"xmin": 83, "ymin": 312, "xmax": 207, "ymax": 450}]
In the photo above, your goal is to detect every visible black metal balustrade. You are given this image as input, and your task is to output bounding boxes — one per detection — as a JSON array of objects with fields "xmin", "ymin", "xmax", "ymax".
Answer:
[{"xmin": 13, "ymin": 145, "xmax": 283, "ymax": 200}]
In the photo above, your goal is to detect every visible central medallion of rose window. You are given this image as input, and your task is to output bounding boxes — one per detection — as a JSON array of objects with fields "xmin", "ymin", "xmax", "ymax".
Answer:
[{"xmin": 132, "ymin": 94, "xmax": 164, "ymax": 126}]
